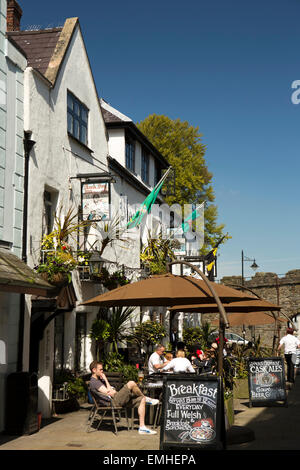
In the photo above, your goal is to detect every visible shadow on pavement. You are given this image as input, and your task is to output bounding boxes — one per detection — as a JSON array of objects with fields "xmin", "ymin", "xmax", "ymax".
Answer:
[{"xmin": 228, "ymin": 377, "xmax": 300, "ymax": 450}]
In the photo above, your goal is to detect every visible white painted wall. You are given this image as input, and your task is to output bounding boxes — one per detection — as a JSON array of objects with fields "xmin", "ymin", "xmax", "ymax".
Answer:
[{"xmin": 24, "ymin": 23, "xmax": 108, "ymax": 416}]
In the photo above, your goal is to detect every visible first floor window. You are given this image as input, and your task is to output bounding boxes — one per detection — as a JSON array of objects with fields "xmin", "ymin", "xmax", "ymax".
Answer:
[
  {"xmin": 141, "ymin": 149, "xmax": 149, "ymax": 184},
  {"xmin": 67, "ymin": 91, "xmax": 89, "ymax": 145},
  {"xmin": 125, "ymin": 137, "xmax": 135, "ymax": 171}
]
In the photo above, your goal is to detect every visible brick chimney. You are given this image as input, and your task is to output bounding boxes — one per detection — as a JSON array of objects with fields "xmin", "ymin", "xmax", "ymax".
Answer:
[{"xmin": 7, "ymin": 0, "xmax": 23, "ymax": 32}]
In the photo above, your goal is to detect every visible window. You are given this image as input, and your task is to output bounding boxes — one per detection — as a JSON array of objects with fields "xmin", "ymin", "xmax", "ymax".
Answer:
[
  {"xmin": 43, "ymin": 190, "xmax": 56, "ymax": 235},
  {"xmin": 125, "ymin": 137, "xmax": 135, "ymax": 171},
  {"xmin": 141, "ymin": 149, "xmax": 149, "ymax": 184},
  {"xmin": 67, "ymin": 91, "xmax": 88, "ymax": 145}
]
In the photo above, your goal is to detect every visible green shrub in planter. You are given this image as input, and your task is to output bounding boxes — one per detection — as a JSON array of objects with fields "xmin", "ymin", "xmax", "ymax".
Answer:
[
  {"xmin": 224, "ymin": 395, "xmax": 234, "ymax": 429},
  {"xmin": 233, "ymin": 377, "xmax": 249, "ymax": 399}
]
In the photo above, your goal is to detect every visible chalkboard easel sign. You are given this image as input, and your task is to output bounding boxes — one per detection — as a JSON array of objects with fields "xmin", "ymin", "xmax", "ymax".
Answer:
[
  {"xmin": 248, "ymin": 357, "xmax": 287, "ymax": 407},
  {"xmin": 159, "ymin": 374, "xmax": 225, "ymax": 450}
]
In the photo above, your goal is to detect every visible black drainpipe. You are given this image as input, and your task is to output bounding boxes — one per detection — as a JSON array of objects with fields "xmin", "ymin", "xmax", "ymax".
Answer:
[{"xmin": 17, "ymin": 131, "xmax": 36, "ymax": 372}]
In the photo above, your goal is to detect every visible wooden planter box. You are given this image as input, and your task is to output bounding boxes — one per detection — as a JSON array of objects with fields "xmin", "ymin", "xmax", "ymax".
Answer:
[
  {"xmin": 224, "ymin": 396, "xmax": 234, "ymax": 429},
  {"xmin": 233, "ymin": 378, "xmax": 249, "ymax": 399}
]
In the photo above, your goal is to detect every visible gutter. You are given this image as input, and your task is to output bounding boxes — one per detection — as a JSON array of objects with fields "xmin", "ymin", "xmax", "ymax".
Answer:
[{"xmin": 17, "ymin": 131, "xmax": 36, "ymax": 372}]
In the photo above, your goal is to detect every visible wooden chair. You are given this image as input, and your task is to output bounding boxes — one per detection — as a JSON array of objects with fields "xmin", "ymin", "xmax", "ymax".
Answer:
[{"xmin": 86, "ymin": 389, "xmax": 130, "ymax": 435}]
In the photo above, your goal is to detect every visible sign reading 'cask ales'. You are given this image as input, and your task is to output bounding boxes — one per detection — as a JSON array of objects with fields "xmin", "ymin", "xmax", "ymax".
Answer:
[
  {"xmin": 160, "ymin": 375, "xmax": 225, "ymax": 450},
  {"xmin": 248, "ymin": 357, "xmax": 287, "ymax": 406}
]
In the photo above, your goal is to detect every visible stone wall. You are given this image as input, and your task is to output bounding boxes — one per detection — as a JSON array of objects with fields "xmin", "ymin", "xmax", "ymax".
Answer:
[{"xmin": 207, "ymin": 270, "xmax": 300, "ymax": 348}]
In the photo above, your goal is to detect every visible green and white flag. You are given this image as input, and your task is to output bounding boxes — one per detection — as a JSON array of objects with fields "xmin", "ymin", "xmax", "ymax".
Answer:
[{"xmin": 127, "ymin": 166, "xmax": 172, "ymax": 229}]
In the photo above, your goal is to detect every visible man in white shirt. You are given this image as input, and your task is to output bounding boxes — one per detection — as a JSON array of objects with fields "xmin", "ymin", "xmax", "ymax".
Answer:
[
  {"xmin": 148, "ymin": 344, "xmax": 170, "ymax": 374},
  {"xmin": 277, "ymin": 328, "xmax": 300, "ymax": 383}
]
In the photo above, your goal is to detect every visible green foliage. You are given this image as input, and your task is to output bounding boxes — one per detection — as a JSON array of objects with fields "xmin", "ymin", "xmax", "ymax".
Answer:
[
  {"xmin": 120, "ymin": 364, "xmax": 139, "ymax": 383},
  {"xmin": 183, "ymin": 322, "xmax": 217, "ymax": 352},
  {"xmin": 90, "ymin": 306, "xmax": 135, "ymax": 355},
  {"xmin": 128, "ymin": 320, "xmax": 166, "ymax": 352},
  {"xmin": 137, "ymin": 114, "xmax": 227, "ymax": 251},
  {"xmin": 66, "ymin": 376, "xmax": 87, "ymax": 399},
  {"xmin": 183, "ymin": 327, "xmax": 204, "ymax": 351},
  {"xmin": 89, "ymin": 214, "xmax": 130, "ymax": 257},
  {"xmin": 92, "ymin": 267, "xmax": 130, "ymax": 290},
  {"xmin": 35, "ymin": 250, "xmax": 77, "ymax": 282},
  {"xmin": 103, "ymin": 353, "xmax": 139, "ymax": 383},
  {"xmin": 36, "ymin": 207, "xmax": 91, "ymax": 283},
  {"xmin": 90, "ymin": 317, "xmax": 110, "ymax": 360},
  {"xmin": 104, "ymin": 352, "xmax": 125, "ymax": 371},
  {"xmin": 53, "ymin": 369, "xmax": 87, "ymax": 399},
  {"xmin": 90, "ymin": 317, "xmax": 111, "ymax": 343},
  {"xmin": 250, "ymin": 336, "xmax": 273, "ymax": 358},
  {"xmin": 106, "ymin": 306, "xmax": 136, "ymax": 352},
  {"xmin": 41, "ymin": 206, "xmax": 91, "ymax": 250},
  {"xmin": 140, "ymin": 230, "xmax": 181, "ymax": 275}
]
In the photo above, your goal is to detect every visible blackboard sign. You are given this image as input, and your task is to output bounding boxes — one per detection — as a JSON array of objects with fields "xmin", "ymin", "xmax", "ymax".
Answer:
[
  {"xmin": 248, "ymin": 357, "xmax": 287, "ymax": 406},
  {"xmin": 160, "ymin": 374, "xmax": 225, "ymax": 450}
]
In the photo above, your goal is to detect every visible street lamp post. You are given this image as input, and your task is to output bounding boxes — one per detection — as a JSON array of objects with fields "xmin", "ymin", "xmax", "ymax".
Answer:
[{"xmin": 241, "ymin": 250, "xmax": 259, "ymax": 285}]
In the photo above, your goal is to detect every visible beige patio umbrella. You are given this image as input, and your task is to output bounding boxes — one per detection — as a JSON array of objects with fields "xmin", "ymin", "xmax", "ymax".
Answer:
[
  {"xmin": 82, "ymin": 273, "xmax": 256, "ymax": 310},
  {"xmin": 169, "ymin": 298, "xmax": 282, "ymax": 313},
  {"xmin": 81, "ymin": 270, "xmax": 259, "ymax": 374},
  {"xmin": 210, "ymin": 311, "xmax": 286, "ymax": 327}
]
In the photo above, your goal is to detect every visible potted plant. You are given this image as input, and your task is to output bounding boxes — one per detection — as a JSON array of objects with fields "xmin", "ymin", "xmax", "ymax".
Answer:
[
  {"xmin": 232, "ymin": 345, "xmax": 249, "ymax": 399},
  {"xmin": 35, "ymin": 207, "xmax": 91, "ymax": 286},
  {"xmin": 90, "ymin": 306, "xmax": 135, "ymax": 357},
  {"xmin": 140, "ymin": 230, "xmax": 181, "ymax": 275},
  {"xmin": 92, "ymin": 267, "xmax": 130, "ymax": 290},
  {"xmin": 52, "ymin": 369, "xmax": 87, "ymax": 413},
  {"xmin": 35, "ymin": 249, "xmax": 78, "ymax": 286},
  {"xmin": 127, "ymin": 320, "xmax": 167, "ymax": 365},
  {"xmin": 104, "ymin": 352, "xmax": 139, "ymax": 383}
]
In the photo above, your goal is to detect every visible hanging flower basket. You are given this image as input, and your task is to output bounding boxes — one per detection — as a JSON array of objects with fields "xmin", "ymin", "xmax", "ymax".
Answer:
[
  {"xmin": 40, "ymin": 271, "xmax": 70, "ymax": 288},
  {"xmin": 50, "ymin": 272, "xmax": 70, "ymax": 287}
]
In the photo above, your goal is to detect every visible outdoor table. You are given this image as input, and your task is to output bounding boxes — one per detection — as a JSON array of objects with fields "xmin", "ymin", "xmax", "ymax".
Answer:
[{"xmin": 142, "ymin": 374, "xmax": 164, "ymax": 425}]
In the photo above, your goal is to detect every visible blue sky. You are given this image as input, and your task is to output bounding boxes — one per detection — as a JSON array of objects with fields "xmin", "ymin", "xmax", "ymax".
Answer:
[{"xmin": 21, "ymin": 0, "xmax": 300, "ymax": 280}]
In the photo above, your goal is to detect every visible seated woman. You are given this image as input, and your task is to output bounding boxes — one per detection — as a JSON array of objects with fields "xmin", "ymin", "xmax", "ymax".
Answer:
[
  {"xmin": 198, "ymin": 350, "xmax": 214, "ymax": 374},
  {"xmin": 161, "ymin": 350, "xmax": 195, "ymax": 374}
]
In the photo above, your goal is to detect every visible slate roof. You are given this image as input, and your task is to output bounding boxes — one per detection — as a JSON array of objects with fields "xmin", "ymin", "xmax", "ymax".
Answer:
[
  {"xmin": 101, "ymin": 106, "xmax": 123, "ymax": 124},
  {"xmin": 0, "ymin": 248, "xmax": 55, "ymax": 296},
  {"xmin": 7, "ymin": 28, "xmax": 62, "ymax": 77}
]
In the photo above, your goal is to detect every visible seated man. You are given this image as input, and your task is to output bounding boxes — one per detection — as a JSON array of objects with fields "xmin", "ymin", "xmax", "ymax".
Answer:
[
  {"xmin": 148, "ymin": 344, "xmax": 170, "ymax": 374},
  {"xmin": 89, "ymin": 361, "xmax": 158, "ymax": 435}
]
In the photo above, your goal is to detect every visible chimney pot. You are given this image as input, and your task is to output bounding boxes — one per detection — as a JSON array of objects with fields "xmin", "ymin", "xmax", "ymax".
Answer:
[{"xmin": 7, "ymin": 0, "xmax": 23, "ymax": 32}]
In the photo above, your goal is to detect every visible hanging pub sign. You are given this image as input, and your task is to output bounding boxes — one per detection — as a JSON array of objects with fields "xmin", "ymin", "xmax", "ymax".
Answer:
[
  {"xmin": 247, "ymin": 357, "xmax": 287, "ymax": 407},
  {"xmin": 81, "ymin": 181, "xmax": 110, "ymax": 221},
  {"xmin": 160, "ymin": 375, "xmax": 225, "ymax": 450}
]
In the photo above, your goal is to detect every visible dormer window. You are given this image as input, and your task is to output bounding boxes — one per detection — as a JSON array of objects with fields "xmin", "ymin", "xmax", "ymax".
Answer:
[{"xmin": 67, "ymin": 91, "xmax": 89, "ymax": 145}]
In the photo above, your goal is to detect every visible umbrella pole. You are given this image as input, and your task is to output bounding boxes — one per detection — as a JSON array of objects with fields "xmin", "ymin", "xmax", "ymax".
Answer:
[
  {"xmin": 218, "ymin": 319, "xmax": 225, "ymax": 377},
  {"xmin": 168, "ymin": 260, "xmax": 229, "ymax": 377}
]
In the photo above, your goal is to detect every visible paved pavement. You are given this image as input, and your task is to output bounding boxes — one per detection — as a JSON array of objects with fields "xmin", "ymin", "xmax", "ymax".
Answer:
[{"xmin": 1, "ymin": 375, "xmax": 300, "ymax": 451}]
